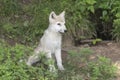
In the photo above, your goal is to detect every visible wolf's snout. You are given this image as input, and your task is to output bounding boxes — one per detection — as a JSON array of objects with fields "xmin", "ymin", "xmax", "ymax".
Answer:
[{"xmin": 64, "ymin": 30, "xmax": 67, "ymax": 33}]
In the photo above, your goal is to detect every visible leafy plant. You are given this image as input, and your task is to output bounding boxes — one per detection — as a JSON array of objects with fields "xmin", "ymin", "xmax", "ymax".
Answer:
[
  {"xmin": 87, "ymin": 56, "xmax": 117, "ymax": 80},
  {"xmin": 89, "ymin": 0, "xmax": 120, "ymax": 41},
  {"xmin": 0, "ymin": 39, "xmax": 57, "ymax": 80},
  {"xmin": 64, "ymin": 0, "xmax": 96, "ymax": 44},
  {"xmin": 92, "ymin": 38, "xmax": 102, "ymax": 45}
]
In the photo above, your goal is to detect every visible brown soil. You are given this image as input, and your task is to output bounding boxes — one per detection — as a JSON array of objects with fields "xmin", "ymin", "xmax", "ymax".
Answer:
[{"xmin": 62, "ymin": 41, "xmax": 120, "ymax": 80}]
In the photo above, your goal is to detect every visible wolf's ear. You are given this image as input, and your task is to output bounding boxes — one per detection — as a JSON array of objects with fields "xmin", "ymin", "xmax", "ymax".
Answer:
[
  {"xmin": 49, "ymin": 11, "xmax": 56, "ymax": 22},
  {"xmin": 59, "ymin": 11, "xmax": 65, "ymax": 18}
]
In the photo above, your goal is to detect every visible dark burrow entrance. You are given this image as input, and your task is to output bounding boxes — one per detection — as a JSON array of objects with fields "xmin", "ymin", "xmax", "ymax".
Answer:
[
  {"xmin": 90, "ymin": 8, "xmax": 114, "ymax": 40},
  {"xmin": 74, "ymin": 8, "xmax": 115, "ymax": 46}
]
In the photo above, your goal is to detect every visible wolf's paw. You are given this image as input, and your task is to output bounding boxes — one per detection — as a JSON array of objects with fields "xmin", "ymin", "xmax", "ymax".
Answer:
[
  {"xmin": 58, "ymin": 66, "xmax": 65, "ymax": 71},
  {"xmin": 26, "ymin": 62, "xmax": 32, "ymax": 66}
]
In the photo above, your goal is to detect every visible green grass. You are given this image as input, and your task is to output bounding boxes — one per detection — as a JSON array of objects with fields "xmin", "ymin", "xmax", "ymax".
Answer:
[{"xmin": 0, "ymin": 39, "xmax": 57, "ymax": 80}]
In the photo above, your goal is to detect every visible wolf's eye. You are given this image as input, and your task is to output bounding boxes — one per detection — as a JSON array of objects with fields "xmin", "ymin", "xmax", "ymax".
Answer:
[{"xmin": 57, "ymin": 23, "xmax": 61, "ymax": 26}]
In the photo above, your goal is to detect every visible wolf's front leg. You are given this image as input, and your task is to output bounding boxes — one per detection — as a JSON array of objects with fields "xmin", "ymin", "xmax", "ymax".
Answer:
[
  {"xmin": 55, "ymin": 49, "xmax": 65, "ymax": 70},
  {"xmin": 46, "ymin": 52, "xmax": 56, "ymax": 72}
]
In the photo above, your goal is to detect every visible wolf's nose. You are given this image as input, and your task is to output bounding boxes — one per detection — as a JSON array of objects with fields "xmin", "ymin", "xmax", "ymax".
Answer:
[{"xmin": 64, "ymin": 30, "xmax": 67, "ymax": 33}]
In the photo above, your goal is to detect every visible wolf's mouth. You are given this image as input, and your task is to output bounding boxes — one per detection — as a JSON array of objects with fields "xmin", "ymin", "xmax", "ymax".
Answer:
[
  {"xmin": 58, "ymin": 30, "xmax": 67, "ymax": 34},
  {"xmin": 59, "ymin": 31, "xmax": 64, "ymax": 34}
]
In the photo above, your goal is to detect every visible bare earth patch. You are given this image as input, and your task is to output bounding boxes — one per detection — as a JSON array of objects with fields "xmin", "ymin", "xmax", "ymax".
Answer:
[
  {"xmin": 91, "ymin": 41, "xmax": 120, "ymax": 80},
  {"xmin": 62, "ymin": 41, "xmax": 120, "ymax": 80}
]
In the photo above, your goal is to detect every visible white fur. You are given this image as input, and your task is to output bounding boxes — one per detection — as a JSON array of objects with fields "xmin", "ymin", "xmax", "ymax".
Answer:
[{"xmin": 26, "ymin": 11, "xmax": 67, "ymax": 71}]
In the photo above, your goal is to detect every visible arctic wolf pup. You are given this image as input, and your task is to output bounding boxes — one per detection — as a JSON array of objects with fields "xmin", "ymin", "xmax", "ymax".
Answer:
[{"xmin": 26, "ymin": 11, "xmax": 67, "ymax": 71}]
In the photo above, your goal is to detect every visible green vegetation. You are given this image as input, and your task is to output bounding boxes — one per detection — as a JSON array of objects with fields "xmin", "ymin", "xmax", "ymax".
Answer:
[
  {"xmin": 92, "ymin": 38, "xmax": 102, "ymax": 45},
  {"xmin": 1, "ymin": 0, "xmax": 120, "ymax": 44},
  {"xmin": 0, "ymin": 39, "xmax": 57, "ymax": 80},
  {"xmin": 87, "ymin": 56, "xmax": 117, "ymax": 80}
]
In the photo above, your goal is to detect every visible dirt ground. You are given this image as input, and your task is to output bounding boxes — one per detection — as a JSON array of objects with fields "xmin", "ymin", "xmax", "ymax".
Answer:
[
  {"xmin": 63, "ymin": 41, "xmax": 120, "ymax": 80},
  {"xmin": 91, "ymin": 41, "xmax": 120, "ymax": 80}
]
